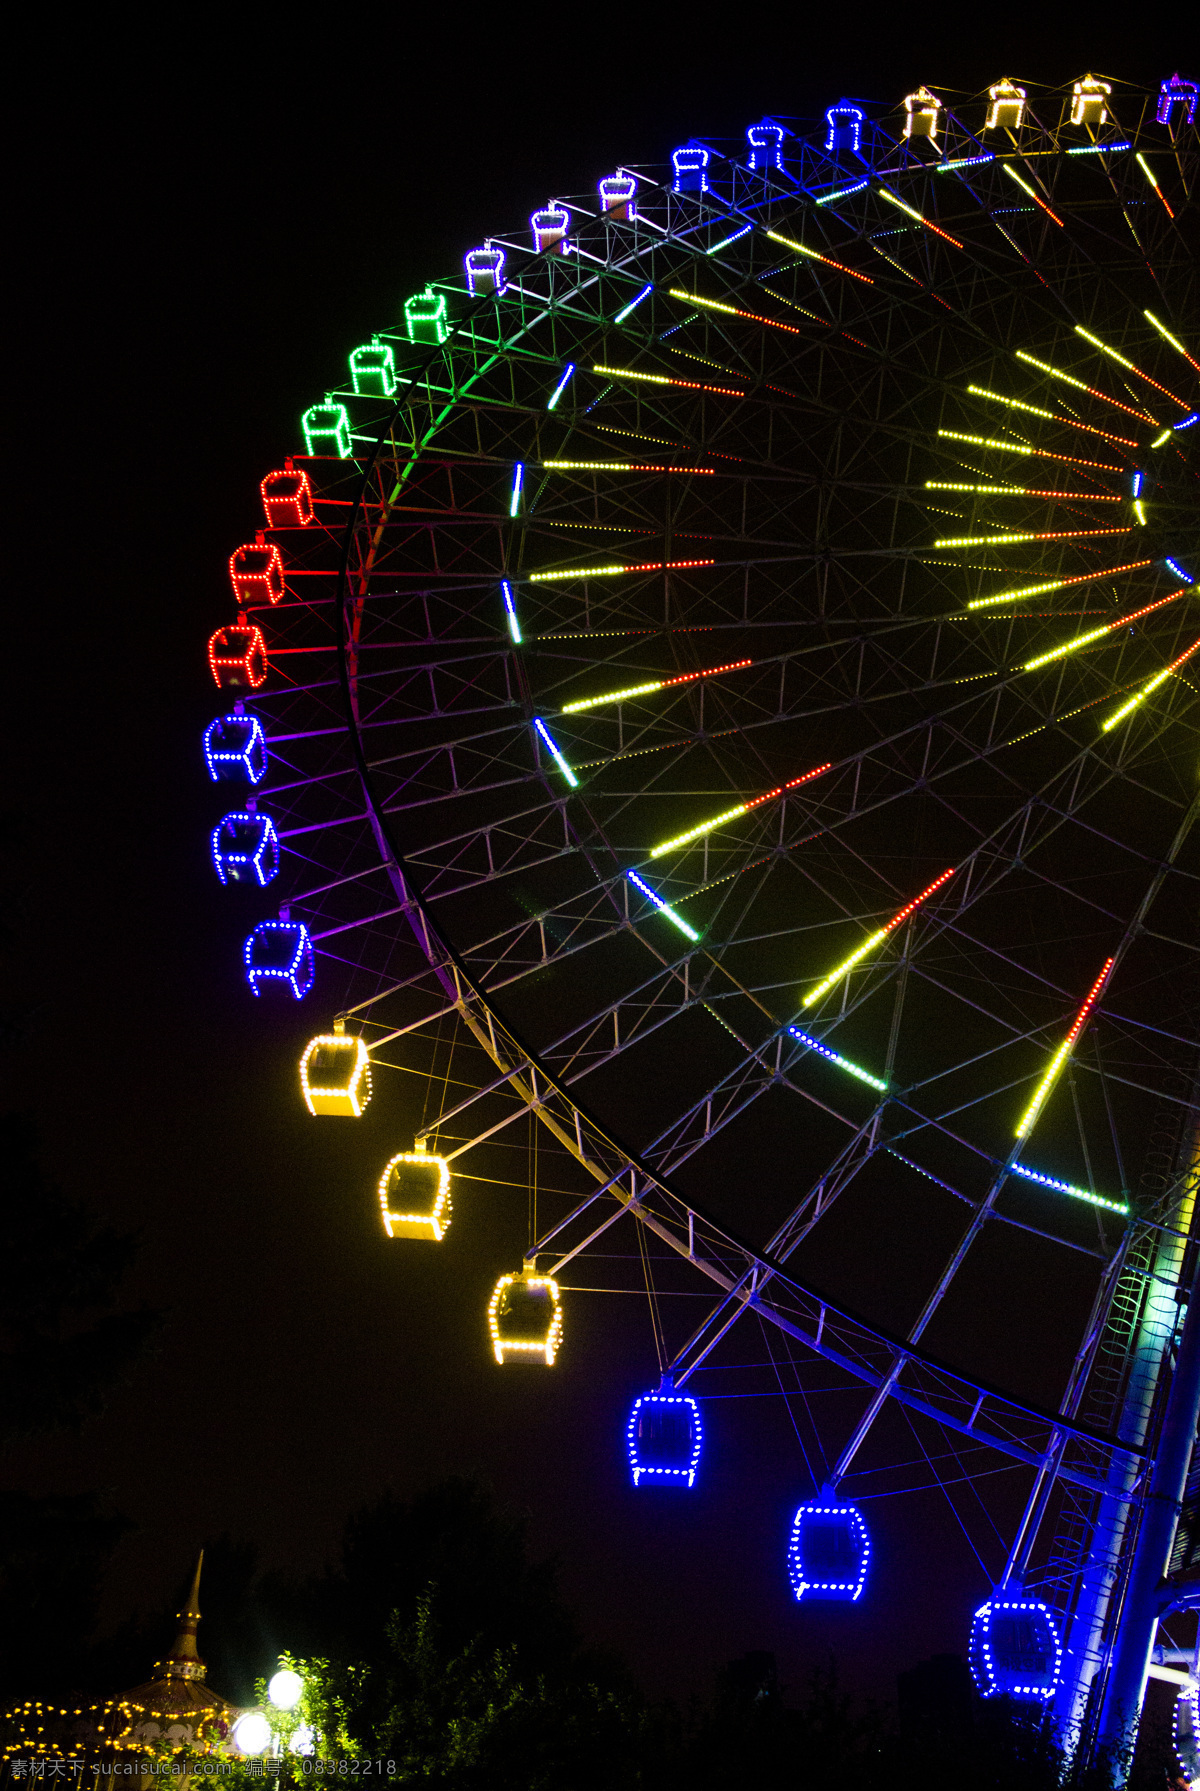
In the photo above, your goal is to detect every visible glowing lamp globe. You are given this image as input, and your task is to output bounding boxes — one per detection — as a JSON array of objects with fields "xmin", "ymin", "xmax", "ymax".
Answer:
[
  {"xmin": 290, "ymin": 1725, "xmax": 316, "ymax": 1756},
  {"xmin": 232, "ymin": 1711, "xmax": 271, "ymax": 1755},
  {"xmin": 787, "ymin": 1499, "xmax": 870, "ymax": 1602},
  {"xmin": 268, "ymin": 1668, "xmax": 303, "ymax": 1711}
]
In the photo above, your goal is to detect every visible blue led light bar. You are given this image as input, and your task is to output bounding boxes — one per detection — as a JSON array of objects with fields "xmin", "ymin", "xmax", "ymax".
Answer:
[
  {"xmin": 787, "ymin": 1026, "xmax": 887, "ymax": 1093},
  {"xmin": 815, "ymin": 179, "xmax": 869, "ymax": 205},
  {"xmin": 509, "ymin": 463, "xmax": 524, "ymax": 518},
  {"xmin": 501, "ymin": 580, "xmax": 521, "ymax": 644},
  {"xmin": 1165, "ymin": 558, "xmax": 1194, "ymax": 584},
  {"xmin": 532, "ymin": 718, "xmax": 578, "ymax": 787},
  {"xmin": 938, "ymin": 153, "xmax": 995, "ymax": 170},
  {"xmin": 626, "ymin": 870, "xmax": 699, "ymax": 942},
  {"xmin": 614, "ymin": 284, "xmax": 653, "ymax": 323},
  {"xmin": 1066, "ymin": 141, "xmax": 1131, "ymax": 154},
  {"xmin": 706, "ymin": 224, "xmax": 752, "ymax": 254},
  {"xmin": 547, "ymin": 364, "xmax": 575, "ymax": 410},
  {"xmin": 1009, "ymin": 1161, "xmax": 1129, "ymax": 1215}
]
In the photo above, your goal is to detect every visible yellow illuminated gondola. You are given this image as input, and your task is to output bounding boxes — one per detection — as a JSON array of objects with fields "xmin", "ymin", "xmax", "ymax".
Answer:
[
  {"xmin": 299, "ymin": 1022, "xmax": 371, "ymax": 1116},
  {"xmin": 378, "ymin": 1143, "xmax": 452, "ymax": 1240},
  {"xmin": 487, "ymin": 1270, "xmax": 563, "ymax": 1365}
]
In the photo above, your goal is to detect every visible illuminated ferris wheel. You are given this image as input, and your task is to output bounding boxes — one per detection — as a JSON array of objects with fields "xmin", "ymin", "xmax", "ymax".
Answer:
[{"xmin": 202, "ymin": 73, "xmax": 1199, "ymax": 1771}]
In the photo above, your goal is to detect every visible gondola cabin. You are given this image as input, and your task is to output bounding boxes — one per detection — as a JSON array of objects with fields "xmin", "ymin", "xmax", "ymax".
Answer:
[
  {"xmin": 787, "ymin": 1500, "xmax": 870, "ymax": 1602},
  {"xmin": 229, "ymin": 542, "xmax": 285, "ymax": 606},
  {"xmin": 378, "ymin": 1146, "xmax": 451, "ymax": 1239},
  {"xmin": 349, "ymin": 342, "xmax": 396, "ymax": 397},
  {"xmin": 627, "ymin": 1389, "xmax": 702, "ymax": 1486},
  {"xmin": 488, "ymin": 1272, "xmax": 562, "ymax": 1365},
  {"xmin": 244, "ymin": 920, "xmax": 314, "ymax": 1000},
  {"xmin": 969, "ymin": 1595, "xmax": 1062, "ymax": 1701},
  {"xmin": 203, "ymin": 714, "xmax": 267, "ymax": 784},
  {"xmin": 212, "ymin": 811, "xmax": 280, "ymax": 886},
  {"xmin": 261, "ymin": 468, "xmax": 314, "ymax": 529},
  {"xmin": 300, "ymin": 1029, "xmax": 372, "ymax": 1116},
  {"xmin": 209, "ymin": 624, "xmax": 268, "ymax": 690}
]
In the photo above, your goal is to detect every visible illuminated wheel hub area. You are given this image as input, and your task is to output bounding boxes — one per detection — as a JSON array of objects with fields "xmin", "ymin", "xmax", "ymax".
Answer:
[{"xmin": 198, "ymin": 74, "xmax": 1199, "ymax": 1744}]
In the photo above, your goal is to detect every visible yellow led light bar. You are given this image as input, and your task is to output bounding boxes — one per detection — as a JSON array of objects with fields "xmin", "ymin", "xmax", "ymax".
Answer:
[
  {"xmin": 926, "ymin": 482, "xmax": 1120, "ymax": 500},
  {"xmin": 668, "ymin": 288, "xmax": 803, "ymax": 336},
  {"xmin": 561, "ymin": 657, "xmax": 752, "ymax": 714},
  {"xmin": 299, "ymin": 1029, "xmax": 372, "ymax": 1117},
  {"xmin": 592, "ymin": 364, "xmax": 745, "ymax": 396},
  {"xmin": 934, "ymin": 528, "xmax": 1130, "ymax": 549},
  {"xmin": 764, "ymin": 229, "xmax": 875, "ymax": 283},
  {"xmin": 937, "ymin": 430, "xmax": 1122, "ymax": 472},
  {"xmin": 1144, "ymin": 310, "xmax": 1200, "ymax": 375},
  {"xmin": 1021, "ymin": 590, "xmax": 1188, "ymax": 671},
  {"xmin": 378, "ymin": 1146, "xmax": 452, "ymax": 1241},
  {"xmin": 966, "ymin": 387, "xmax": 1139, "ymax": 449},
  {"xmin": 966, "ymin": 559, "xmax": 1154, "ymax": 610},
  {"xmin": 1014, "ymin": 351, "xmax": 1156, "ymax": 425},
  {"xmin": 542, "ymin": 459, "xmax": 715, "ymax": 474},
  {"xmin": 1015, "ymin": 960, "xmax": 1114, "ymax": 1139},
  {"xmin": 1101, "ymin": 636, "xmax": 1200, "ymax": 732},
  {"xmin": 528, "ymin": 557, "xmax": 716, "ymax": 584},
  {"xmin": 802, "ymin": 869, "xmax": 955, "ymax": 1009},
  {"xmin": 1073, "ymin": 326, "xmax": 1191, "ymax": 409},
  {"xmin": 649, "ymin": 763, "xmax": 831, "ymax": 858}
]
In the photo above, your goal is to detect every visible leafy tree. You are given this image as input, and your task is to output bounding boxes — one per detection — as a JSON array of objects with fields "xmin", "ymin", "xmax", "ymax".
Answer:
[{"xmin": 0, "ymin": 1115, "xmax": 158, "ymax": 1702}]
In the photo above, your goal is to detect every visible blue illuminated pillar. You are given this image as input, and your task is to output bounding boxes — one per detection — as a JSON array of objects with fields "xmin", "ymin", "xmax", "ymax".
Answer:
[{"xmin": 1094, "ymin": 1131, "xmax": 1200, "ymax": 1774}]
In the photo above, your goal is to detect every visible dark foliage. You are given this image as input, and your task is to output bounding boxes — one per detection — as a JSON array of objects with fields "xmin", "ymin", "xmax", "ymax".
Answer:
[
  {"xmin": 0, "ymin": 1491, "xmax": 129, "ymax": 1704},
  {"xmin": 0, "ymin": 1114, "xmax": 159, "ymax": 1442}
]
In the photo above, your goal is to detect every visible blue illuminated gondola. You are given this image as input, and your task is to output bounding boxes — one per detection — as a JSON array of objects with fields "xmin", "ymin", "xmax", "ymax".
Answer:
[
  {"xmin": 626, "ymin": 1381, "xmax": 702, "ymax": 1487},
  {"xmin": 244, "ymin": 920, "xmax": 314, "ymax": 1000},
  {"xmin": 787, "ymin": 1498, "xmax": 869, "ymax": 1602},
  {"xmin": 203, "ymin": 713, "xmax": 267, "ymax": 784},
  {"xmin": 212, "ymin": 811, "xmax": 280, "ymax": 886},
  {"xmin": 969, "ymin": 1593, "xmax": 1062, "ymax": 1701}
]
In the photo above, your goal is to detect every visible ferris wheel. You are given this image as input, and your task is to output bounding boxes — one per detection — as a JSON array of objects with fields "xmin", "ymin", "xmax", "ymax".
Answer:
[{"xmin": 202, "ymin": 73, "xmax": 1199, "ymax": 1771}]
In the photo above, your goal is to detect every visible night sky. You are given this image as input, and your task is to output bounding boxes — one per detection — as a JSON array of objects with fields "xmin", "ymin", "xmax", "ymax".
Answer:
[{"xmin": 8, "ymin": 8, "xmax": 1193, "ymax": 1712}]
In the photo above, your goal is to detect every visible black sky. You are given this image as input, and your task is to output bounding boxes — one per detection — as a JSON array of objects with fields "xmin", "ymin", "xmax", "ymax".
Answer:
[{"xmin": 7, "ymin": 3, "xmax": 1194, "ymax": 1709}]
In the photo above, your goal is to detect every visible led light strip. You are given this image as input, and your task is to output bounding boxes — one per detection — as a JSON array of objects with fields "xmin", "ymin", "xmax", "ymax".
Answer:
[
  {"xmin": 562, "ymin": 657, "xmax": 752, "ymax": 714},
  {"xmin": 1136, "ymin": 152, "xmax": 1175, "ymax": 219},
  {"xmin": 626, "ymin": 870, "xmax": 699, "ymax": 942},
  {"xmin": 938, "ymin": 153, "xmax": 996, "ymax": 171},
  {"xmin": 787, "ymin": 1025, "xmax": 887, "ymax": 1092},
  {"xmin": 1145, "ymin": 310, "xmax": 1200, "ymax": 375},
  {"xmin": 1015, "ymin": 959, "xmax": 1114, "ymax": 1139},
  {"xmin": 926, "ymin": 482, "xmax": 1121, "ymax": 500},
  {"xmin": 649, "ymin": 763, "xmax": 832, "ymax": 859},
  {"xmin": 1100, "ymin": 636, "xmax": 1200, "ymax": 732},
  {"xmin": 935, "ymin": 527, "xmax": 1130, "ymax": 549},
  {"xmin": 1066, "ymin": 141, "xmax": 1131, "ymax": 154},
  {"xmin": 1021, "ymin": 589, "xmax": 1189, "ymax": 671},
  {"xmin": 509, "ymin": 463, "xmax": 524, "ymax": 518},
  {"xmin": 937, "ymin": 429, "xmax": 1122, "ymax": 472},
  {"xmin": 966, "ymin": 387, "xmax": 1138, "ymax": 449},
  {"xmin": 528, "ymin": 557, "xmax": 716, "ymax": 584},
  {"xmin": 614, "ymin": 284, "xmax": 654, "ymax": 323},
  {"xmin": 592, "ymin": 363, "xmax": 744, "ymax": 397},
  {"xmin": 543, "ymin": 460, "xmax": 715, "ymax": 474},
  {"xmin": 801, "ymin": 869, "xmax": 955, "ymax": 1009},
  {"xmin": 706, "ymin": 224, "xmax": 753, "ymax": 254},
  {"xmin": 876, "ymin": 185, "xmax": 965, "ymax": 248},
  {"xmin": 1001, "ymin": 164, "xmax": 1065, "ymax": 227},
  {"xmin": 669, "ymin": 288, "xmax": 803, "ymax": 336},
  {"xmin": 501, "ymin": 579, "xmax": 521, "ymax": 644},
  {"xmin": 814, "ymin": 179, "xmax": 870, "ymax": 204},
  {"xmin": 1009, "ymin": 1161, "xmax": 1129, "ymax": 1215},
  {"xmin": 546, "ymin": 364, "xmax": 575, "ymax": 410},
  {"xmin": 1073, "ymin": 326, "xmax": 1191, "ymax": 409},
  {"xmin": 764, "ymin": 228, "xmax": 874, "ymax": 283},
  {"xmin": 1014, "ymin": 351, "xmax": 1157, "ymax": 426},
  {"xmin": 966, "ymin": 559, "xmax": 1155, "ymax": 610},
  {"xmin": 532, "ymin": 718, "xmax": 578, "ymax": 786}
]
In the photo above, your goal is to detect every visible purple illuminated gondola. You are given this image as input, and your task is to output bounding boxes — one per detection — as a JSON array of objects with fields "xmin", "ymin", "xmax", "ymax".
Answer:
[
  {"xmin": 969, "ymin": 1593, "xmax": 1062, "ymax": 1701},
  {"xmin": 626, "ymin": 1382, "xmax": 702, "ymax": 1487}
]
